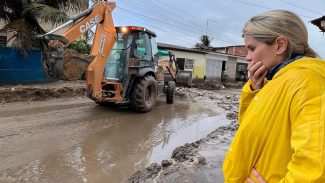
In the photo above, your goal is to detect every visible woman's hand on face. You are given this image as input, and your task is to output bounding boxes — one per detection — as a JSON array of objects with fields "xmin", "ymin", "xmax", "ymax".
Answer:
[
  {"xmin": 247, "ymin": 168, "xmax": 267, "ymax": 183},
  {"xmin": 248, "ymin": 61, "xmax": 268, "ymax": 90}
]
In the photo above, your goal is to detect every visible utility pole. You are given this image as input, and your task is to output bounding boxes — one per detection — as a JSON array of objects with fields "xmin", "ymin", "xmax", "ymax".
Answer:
[
  {"xmin": 205, "ymin": 20, "xmax": 209, "ymax": 49},
  {"xmin": 205, "ymin": 19, "xmax": 218, "ymax": 49}
]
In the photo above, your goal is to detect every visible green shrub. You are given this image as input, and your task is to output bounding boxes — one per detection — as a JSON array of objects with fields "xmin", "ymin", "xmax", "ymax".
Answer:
[{"xmin": 67, "ymin": 39, "xmax": 91, "ymax": 54}]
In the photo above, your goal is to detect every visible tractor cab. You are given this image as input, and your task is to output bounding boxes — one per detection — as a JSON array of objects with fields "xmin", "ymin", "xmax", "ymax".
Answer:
[{"xmin": 104, "ymin": 26, "xmax": 158, "ymax": 82}]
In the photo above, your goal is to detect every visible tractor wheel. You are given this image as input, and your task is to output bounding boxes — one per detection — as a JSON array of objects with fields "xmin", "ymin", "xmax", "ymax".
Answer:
[
  {"xmin": 130, "ymin": 75, "xmax": 157, "ymax": 112},
  {"xmin": 166, "ymin": 81, "xmax": 175, "ymax": 104}
]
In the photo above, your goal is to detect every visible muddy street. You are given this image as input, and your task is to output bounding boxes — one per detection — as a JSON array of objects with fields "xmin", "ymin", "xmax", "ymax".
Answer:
[{"xmin": 0, "ymin": 89, "xmax": 238, "ymax": 183}]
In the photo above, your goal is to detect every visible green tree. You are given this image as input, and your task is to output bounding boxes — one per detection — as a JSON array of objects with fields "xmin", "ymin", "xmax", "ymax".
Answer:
[
  {"xmin": 194, "ymin": 35, "xmax": 213, "ymax": 50},
  {"xmin": 0, "ymin": 0, "xmax": 87, "ymax": 55},
  {"xmin": 67, "ymin": 39, "xmax": 91, "ymax": 54}
]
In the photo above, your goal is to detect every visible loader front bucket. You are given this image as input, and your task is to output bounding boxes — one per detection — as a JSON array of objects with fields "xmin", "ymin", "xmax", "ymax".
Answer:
[{"xmin": 176, "ymin": 70, "xmax": 192, "ymax": 87}]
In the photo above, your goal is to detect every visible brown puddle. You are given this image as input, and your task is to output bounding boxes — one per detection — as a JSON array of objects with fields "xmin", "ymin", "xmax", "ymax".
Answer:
[{"xmin": 0, "ymin": 97, "xmax": 229, "ymax": 183}]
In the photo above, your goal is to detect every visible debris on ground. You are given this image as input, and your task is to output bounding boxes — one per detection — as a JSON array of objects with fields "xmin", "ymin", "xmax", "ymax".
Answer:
[
  {"xmin": 127, "ymin": 87, "xmax": 241, "ymax": 182},
  {"xmin": 0, "ymin": 81, "xmax": 85, "ymax": 104},
  {"xmin": 0, "ymin": 80, "xmax": 243, "ymax": 182},
  {"xmin": 127, "ymin": 163, "xmax": 162, "ymax": 183}
]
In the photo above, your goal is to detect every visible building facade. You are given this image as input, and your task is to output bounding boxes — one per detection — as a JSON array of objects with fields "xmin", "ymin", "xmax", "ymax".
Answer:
[
  {"xmin": 205, "ymin": 52, "xmax": 247, "ymax": 81},
  {"xmin": 158, "ymin": 43, "xmax": 249, "ymax": 82},
  {"xmin": 158, "ymin": 43, "xmax": 206, "ymax": 80}
]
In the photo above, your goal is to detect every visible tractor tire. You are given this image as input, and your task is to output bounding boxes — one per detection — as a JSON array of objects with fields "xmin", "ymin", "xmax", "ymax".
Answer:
[
  {"xmin": 166, "ymin": 81, "xmax": 175, "ymax": 104},
  {"xmin": 130, "ymin": 75, "xmax": 157, "ymax": 112}
]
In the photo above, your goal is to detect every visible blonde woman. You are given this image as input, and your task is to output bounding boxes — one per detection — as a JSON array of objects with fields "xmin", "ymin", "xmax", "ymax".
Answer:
[{"xmin": 223, "ymin": 10, "xmax": 325, "ymax": 183}]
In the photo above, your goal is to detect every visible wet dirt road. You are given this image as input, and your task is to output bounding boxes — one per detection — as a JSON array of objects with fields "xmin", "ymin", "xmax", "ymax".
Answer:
[{"xmin": 0, "ymin": 95, "xmax": 229, "ymax": 183}]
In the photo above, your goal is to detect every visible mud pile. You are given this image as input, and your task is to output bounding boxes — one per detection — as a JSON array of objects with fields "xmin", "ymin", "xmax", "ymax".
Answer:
[
  {"xmin": 127, "ymin": 121, "xmax": 239, "ymax": 183},
  {"xmin": 191, "ymin": 80, "xmax": 244, "ymax": 90},
  {"xmin": 0, "ymin": 81, "xmax": 85, "ymax": 103},
  {"xmin": 127, "ymin": 89, "xmax": 240, "ymax": 183}
]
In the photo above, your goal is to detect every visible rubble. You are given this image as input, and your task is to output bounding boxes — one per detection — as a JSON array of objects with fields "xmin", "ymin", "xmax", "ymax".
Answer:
[
  {"xmin": 128, "ymin": 86, "xmax": 241, "ymax": 182},
  {"xmin": 192, "ymin": 155, "xmax": 207, "ymax": 166},
  {"xmin": 127, "ymin": 163, "xmax": 162, "ymax": 183},
  {"xmin": 161, "ymin": 160, "xmax": 173, "ymax": 168},
  {"xmin": 171, "ymin": 140, "xmax": 202, "ymax": 162}
]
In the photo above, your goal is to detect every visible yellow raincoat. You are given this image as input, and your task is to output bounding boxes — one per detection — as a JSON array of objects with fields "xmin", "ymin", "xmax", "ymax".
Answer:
[{"xmin": 223, "ymin": 57, "xmax": 325, "ymax": 183}]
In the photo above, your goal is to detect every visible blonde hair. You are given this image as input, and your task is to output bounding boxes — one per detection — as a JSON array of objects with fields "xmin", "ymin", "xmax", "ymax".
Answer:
[{"xmin": 242, "ymin": 10, "xmax": 319, "ymax": 58}]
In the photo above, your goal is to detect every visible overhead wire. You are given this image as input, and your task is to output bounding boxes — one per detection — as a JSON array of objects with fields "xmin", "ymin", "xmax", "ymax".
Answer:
[
  {"xmin": 118, "ymin": 0, "xmax": 241, "ymax": 45},
  {"xmin": 115, "ymin": 9, "xmax": 208, "ymax": 47},
  {"xmin": 229, "ymin": 0, "xmax": 317, "ymax": 19},
  {"xmin": 231, "ymin": 0, "xmax": 271, "ymax": 10},
  {"xmin": 116, "ymin": 6, "xmax": 240, "ymax": 45},
  {"xmin": 157, "ymin": 0, "xmax": 208, "ymax": 29},
  {"xmin": 144, "ymin": 0, "xmax": 241, "ymax": 44},
  {"xmin": 198, "ymin": 0, "xmax": 242, "ymax": 35},
  {"xmin": 113, "ymin": 9, "xmax": 199, "ymax": 46},
  {"xmin": 137, "ymin": 0, "xmax": 205, "ymax": 31},
  {"xmin": 278, "ymin": 0, "xmax": 322, "ymax": 15},
  {"xmin": 119, "ymin": 0, "xmax": 206, "ymax": 34},
  {"xmin": 117, "ymin": 0, "xmax": 323, "ymax": 46}
]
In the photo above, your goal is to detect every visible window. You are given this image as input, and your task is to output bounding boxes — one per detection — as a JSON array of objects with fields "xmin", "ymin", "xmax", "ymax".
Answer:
[
  {"xmin": 184, "ymin": 59, "xmax": 194, "ymax": 69},
  {"xmin": 150, "ymin": 37, "xmax": 158, "ymax": 56},
  {"xmin": 176, "ymin": 58, "xmax": 194, "ymax": 70},
  {"xmin": 135, "ymin": 33, "xmax": 152, "ymax": 65}
]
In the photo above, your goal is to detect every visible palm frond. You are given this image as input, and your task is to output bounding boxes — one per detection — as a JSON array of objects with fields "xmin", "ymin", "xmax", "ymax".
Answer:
[
  {"xmin": 0, "ymin": 0, "xmax": 22, "ymax": 22},
  {"xmin": 34, "ymin": 0, "xmax": 87, "ymax": 12},
  {"xmin": 1, "ymin": 0, "xmax": 88, "ymax": 55},
  {"xmin": 200, "ymin": 35, "xmax": 213, "ymax": 47},
  {"xmin": 27, "ymin": 3, "xmax": 69, "ymax": 26},
  {"xmin": 1, "ymin": 19, "xmax": 39, "ymax": 56},
  {"xmin": 194, "ymin": 35, "xmax": 213, "ymax": 50}
]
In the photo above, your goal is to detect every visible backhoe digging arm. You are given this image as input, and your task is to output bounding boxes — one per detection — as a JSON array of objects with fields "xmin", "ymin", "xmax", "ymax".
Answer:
[{"xmin": 37, "ymin": 1, "xmax": 117, "ymax": 100}]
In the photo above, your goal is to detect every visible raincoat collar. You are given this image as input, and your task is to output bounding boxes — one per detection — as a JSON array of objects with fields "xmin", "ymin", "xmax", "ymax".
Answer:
[{"xmin": 266, "ymin": 55, "xmax": 303, "ymax": 80}]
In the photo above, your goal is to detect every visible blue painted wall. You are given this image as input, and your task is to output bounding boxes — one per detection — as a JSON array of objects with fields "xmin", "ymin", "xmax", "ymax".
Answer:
[{"xmin": 0, "ymin": 47, "xmax": 49, "ymax": 84}]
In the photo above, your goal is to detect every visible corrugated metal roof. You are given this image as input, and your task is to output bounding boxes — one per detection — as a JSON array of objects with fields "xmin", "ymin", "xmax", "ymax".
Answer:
[
  {"xmin": 157, "ymin": 42, "xmax": 206, "ymax": 54},
  {"xmin": 311, "ymin": 16, "xmax": 325, "ymax": 32}
]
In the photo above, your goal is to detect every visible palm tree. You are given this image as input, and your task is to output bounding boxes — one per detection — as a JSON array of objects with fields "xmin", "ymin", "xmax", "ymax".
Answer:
[
  {"xmin": 194, "ymin": 35, "xmax": 213, "ymax": 50},
  {"xmin": 0, "ymin": 0, "xmax": 86, "ymax": 56}
]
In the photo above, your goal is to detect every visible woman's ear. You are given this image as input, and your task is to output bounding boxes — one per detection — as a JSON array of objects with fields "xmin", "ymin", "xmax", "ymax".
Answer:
[{"xmin": 275, "ymin": 36, "xmax": 288, "ymax": 55}]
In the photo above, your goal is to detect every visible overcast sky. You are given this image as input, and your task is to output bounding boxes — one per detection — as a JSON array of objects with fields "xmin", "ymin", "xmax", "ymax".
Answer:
[{"xmin": 109, "ymin": 0, "xmax": 324, "ymax": 58}]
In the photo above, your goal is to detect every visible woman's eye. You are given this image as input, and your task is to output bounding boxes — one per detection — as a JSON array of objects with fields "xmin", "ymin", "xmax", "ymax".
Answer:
[{"xmin": 247, "ymin": 45, "xmax": 255, "ymax": 51}]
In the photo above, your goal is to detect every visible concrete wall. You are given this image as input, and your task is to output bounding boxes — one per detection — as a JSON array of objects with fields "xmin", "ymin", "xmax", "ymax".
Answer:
[
  {"xmin": 170, "ymin": 50, "xmax": 206, "ymax": 79},
  {"xmin": 237, "ymin": 57, "xmax": 248, "ymax": 64},
  {"xmin": 227, "ymin": 46, "xmax": 247, "ymax": 57},
  {"xmin": 205, "ymin": 52, "xmax": 249, "ymax": 82},
  {"xmin": 0, "ymin": 47, "xmax": 49, "ymax": 84},
  {"xmin": 226, "ymin": 56, "xmax": 237, "ymax": 81}
]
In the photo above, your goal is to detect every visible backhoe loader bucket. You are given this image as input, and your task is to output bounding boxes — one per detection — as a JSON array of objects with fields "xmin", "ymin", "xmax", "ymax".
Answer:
[
  {"xmin": 62, "ymin": 49, "xmax": 94, "ymax": 80},
  {"xmin": 176, "ymin": 70, "xmax": 192, "ymax": 87},
  {"xmin": 156, "ymin": 49, "xmax": 193, "ymax": 87}
]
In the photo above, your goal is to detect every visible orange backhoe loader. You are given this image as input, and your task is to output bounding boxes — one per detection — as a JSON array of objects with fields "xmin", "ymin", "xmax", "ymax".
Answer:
[{"xmin": 37, "ymin": 1, "xmax": 181, "ymax": 112}]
